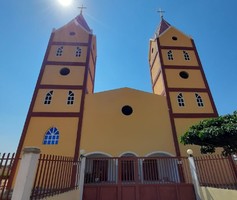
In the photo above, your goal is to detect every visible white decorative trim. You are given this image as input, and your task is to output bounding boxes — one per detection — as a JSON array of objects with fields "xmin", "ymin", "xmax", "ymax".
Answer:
[
  {"xmin": 84, "ymin": 151, "xmax": 175, "ymax": 157},
  {"xmin": 119, "ymin": 151, "xmax": 139, "ymax": 157},
  {"xmin": 84, "ymin": 151, "xmax": 112, "ymax": 157},
  {"xmin": 145, "ymin": 151, "xmax": 175, "ymax": 157}
]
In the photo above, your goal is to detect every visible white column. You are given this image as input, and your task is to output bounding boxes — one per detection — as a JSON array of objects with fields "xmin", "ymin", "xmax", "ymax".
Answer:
[
  {"xmin": 187, "ymin": 149, "xmax": 202, "ymax": 200},
  {"xmin": 12, "ymin": 147, "xmax": 40, "ymax": 200},
  {"xmin": 79, "ymin": 156, "xmax": 86, "ymax": 200}
]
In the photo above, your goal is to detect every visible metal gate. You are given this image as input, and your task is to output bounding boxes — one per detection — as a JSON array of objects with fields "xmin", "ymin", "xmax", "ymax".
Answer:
[{"xmin": 83, "ymin": 157, "xmax": 196, "ymax": 200}]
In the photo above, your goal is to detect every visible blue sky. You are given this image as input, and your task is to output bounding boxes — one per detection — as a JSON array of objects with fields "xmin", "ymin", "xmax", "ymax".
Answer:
[{"xmin": 0, "ymin": 0, "xmax": 237, "ymax": 153}]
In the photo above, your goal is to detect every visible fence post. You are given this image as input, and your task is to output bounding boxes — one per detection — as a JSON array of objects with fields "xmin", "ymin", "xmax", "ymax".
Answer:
[
  {"xmin": 79, "ymin": 156, "xmax": 86, "ymax": 200},
  {"xmin": 228, "ymin": 155, "xmax": 237, "ymax": 181},
  {"xmin": 12, "ymin": 147, "xmax": 40, "ymax": 200},
  {"xmin": 187, "ymin": 149, "xmax": 202, "ymax": 200}
]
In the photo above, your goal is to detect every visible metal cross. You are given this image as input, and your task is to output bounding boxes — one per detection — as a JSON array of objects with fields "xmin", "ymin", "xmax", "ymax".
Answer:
[
  {"xmin": 157, "ymin": 8, "xmax": 165, "ymax": 18},
  {"xmin": 78, "ymin": 4, "xmax": 87, "ymax": 14}
]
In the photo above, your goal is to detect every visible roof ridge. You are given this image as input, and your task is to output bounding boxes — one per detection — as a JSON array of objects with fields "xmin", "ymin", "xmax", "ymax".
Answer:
[
  {"xmin": 75, "ymin": 13, "xmax": 91, "ymax": 33},
  {"xmin": 156, "ymin": 18, "xmax": 171, "ymax": 36}
]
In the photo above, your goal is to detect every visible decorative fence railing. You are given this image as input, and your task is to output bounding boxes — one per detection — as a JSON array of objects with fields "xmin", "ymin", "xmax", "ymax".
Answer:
[
  {"xmin": 1, "ymin": 152, "xmax": 237, "ymax": 200},
  {"xmin": 194, "ymin": 154, "xmax": 237, "ymax": 190},
  {"xmin": 0, "ymin": 153, "xmax": 16, "ymax": 200},
  {"xmin": 30, "ymin": 154, "xmax": 80, "ymax": 200},
  {"xmin": 84, "ymin": 156, "xmax": 193, "ymax": 185}
]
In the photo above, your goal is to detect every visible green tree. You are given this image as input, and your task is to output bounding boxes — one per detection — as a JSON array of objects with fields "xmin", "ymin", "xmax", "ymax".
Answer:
[{"xmin": 180, "ymin": 111, "xmax": 237, "ymax": 156}]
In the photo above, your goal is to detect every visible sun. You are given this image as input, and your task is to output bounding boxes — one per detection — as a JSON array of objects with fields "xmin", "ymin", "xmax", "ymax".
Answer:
[{"xmin": 58, "ymin": 0, "xmax": 73, "ymax": 7}]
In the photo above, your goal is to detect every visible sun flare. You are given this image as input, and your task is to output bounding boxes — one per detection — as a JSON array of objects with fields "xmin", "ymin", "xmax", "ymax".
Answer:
[{"xmin": 58, "ymin": 0, "xmax": 73, "ymax": 7}]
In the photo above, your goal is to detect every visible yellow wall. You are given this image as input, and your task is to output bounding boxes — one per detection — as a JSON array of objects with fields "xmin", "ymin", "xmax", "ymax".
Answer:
[
  {"xmin": 157, "ymin": 24, "xmax": 218, "ymax": 156},
  {"xmin": 40, "ymin": 65, "xmax": 85, "ymax": 86},
  {"xmin": 149, "ymin": 40, "xmax": 158, "ymax": 64},
  {"xmin": 149, "ymin": 40, "xmax": 165, "ymax": 95},
  {"xmin": 22, "ymin": 117, "xmax": 79, "ymax": 156},
  {"xmin": 48, "ymin": 45, "xmax": 87, "ymax": 63},
  {"xmin": 19, "ymin": 17, "xmax": 97, "ymax": 158},
  {"xmin": 91, "ymin": 36, "xmax": 97, "ymax": 57},
  {"xmin": 47, "ymin": 189, "xmax": 80, "ymax": 200},
  {"xmin": 170, "ymin": 92, "xmax": 214, "ymax": 114},
  {"xmin": 86, "ymin": 75, "xmax": 93, "ymax": 94},
  {"xmin": 153, "ymin": 74, "xmax": 165, "ymax": 95},
  {"xmin": 151, "ymin": 56, "xmax": 161, "ymax": 83},
  {"xmin": 162, "ymin": 49, "xmax": 198, "ymax": 66},
  {"xmin": 201, "ymin": 187, "xmax": 237, "ymax": 200},
  {"xmin": 89, "ymin": 56, "xmax": 95, "ymax": 81},
  {"xmin": 80, "ymin": 88, "xmax": 176, "ymax": 157},
  {"xmin": 165, "ymin": 69, "xmax": 205, "ymax": 88},
  {"xmin": 33, "ymin": 89, "xmax": 82, "ymax": 113},
  {"xmin": 159, "ymin": 27, "xmax": 193, "ymax": 47},
  {"xmin": 174, "ymin": 118, "xmax": 209, "ymax": 156},
  {"xmin": 53, "ymin": 21, "xmax": 89, "ymax": 43}
]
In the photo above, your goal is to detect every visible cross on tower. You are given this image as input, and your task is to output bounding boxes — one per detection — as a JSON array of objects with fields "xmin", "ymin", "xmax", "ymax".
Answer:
[
  {"xmin": 157, "ymin": 8, "xmax": 165, "ymax": 18},
  {"xmin": 78, "ymin": 4, "xmax": 87, "ymax": 14}
]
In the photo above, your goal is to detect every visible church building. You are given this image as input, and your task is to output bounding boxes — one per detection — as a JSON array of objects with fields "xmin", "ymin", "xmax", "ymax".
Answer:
[{"xmin": 15, "ymin": 12, "xmax": 218, "ymax": 165}]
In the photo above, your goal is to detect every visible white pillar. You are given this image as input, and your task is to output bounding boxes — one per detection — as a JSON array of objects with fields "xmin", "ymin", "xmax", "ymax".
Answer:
[
  {"xmin": 12, "ymin": 147, "xmax": 40, "ymax": 200},
  {"xmin": 79, "ymin": 156, "xmax": 86, "ymax": 200},
  {"xmin": 187, "ymin": 149, "xmax": 202, "ymax": 200}
]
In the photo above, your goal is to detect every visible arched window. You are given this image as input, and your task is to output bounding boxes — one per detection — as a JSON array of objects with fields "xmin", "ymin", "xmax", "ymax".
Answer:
[
  {"xmin": 120, "ymin": 153, "xmax": 136, "ymax": 182},
  {"xmin": 75, "ymin": 46, "xmax": 82, "ymax": 57},
  {"xmin": 44, "ymin": 91, "xmax": 53, "ymax": 105},
  {"xmin": 67, "ymin": 91, "xmax": 74, "ymax": 105},
  {"xmin": 85, "ymin": 153, "xmax": 110, "ymax": 183},
  {"xmin": 43, "ymin": 127, "xmax": 59, "ymax": 145},
  {"xmin": 167, "ymin": 50, "xmax": 174, "ymax": 60},
  {"xmin": 177, "ymin": 93, "xmax": 185, "ymax": 107},
  {"xmin": 143, "ymin": 158, "xmax": 159, "ymax": 181},
  {"xmin": 195, "ymin": 93, "xmax": 204, "ymax": 107},
  {"xmin": 183, "ymin": 51, "xmax": 190, "ymax": 60},
  {"xmin": 143, "ymin": 152, "xmax": 180, "ymax": 183},
  {"xmin": 56, "ymin": 46, "xmax": 63, "ymax": 56}
]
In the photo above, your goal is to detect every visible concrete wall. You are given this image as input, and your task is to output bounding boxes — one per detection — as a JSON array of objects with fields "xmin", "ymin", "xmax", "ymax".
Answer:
[
  {"xmin": 45, "ymin": 189, "xmax": 79, "ymax": 200},
  {"xmin": 201, "ymin": 187, "xmax": 237, "ymax": 200}
]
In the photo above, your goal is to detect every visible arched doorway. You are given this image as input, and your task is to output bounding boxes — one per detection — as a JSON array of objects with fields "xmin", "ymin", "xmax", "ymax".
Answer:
[
  {"xmin": 120, "ymin": 153, "xmax": 137, "ymax": 182},
  {"xmin": 143, "ymin": 152, "xmax": 180, "ymax": 183},
  {"xmin": 84, "ymin": 153, "xmax": 111, "ymax": 183}
]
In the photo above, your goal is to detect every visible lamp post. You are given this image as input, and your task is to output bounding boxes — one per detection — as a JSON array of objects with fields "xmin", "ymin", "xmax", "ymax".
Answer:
[
  {"xmin": 187, "ymin": 149, "xmax": 202, "ymax": 200},
  {"xmin": 79, "ymin": 149, "xmax": 86, "ymax": 200},
  {"xmin": 187, "ymin": 149, "xmax": 193, "ymax": 157}
]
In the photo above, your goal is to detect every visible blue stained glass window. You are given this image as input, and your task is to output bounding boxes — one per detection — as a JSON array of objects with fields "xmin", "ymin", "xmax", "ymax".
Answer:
[{"xmin": 43, "ymin": 127, "xmax": 59, "ymax": 145}]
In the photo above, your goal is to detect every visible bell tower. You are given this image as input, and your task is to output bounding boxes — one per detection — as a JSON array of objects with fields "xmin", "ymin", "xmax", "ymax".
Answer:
[
  {"xmin": 15, "ymin": 13, "xmax": 97, "ymax": 159},
  {"xmin": 149, "ymin": 17, "xmax": 218, "ymax": 156}
]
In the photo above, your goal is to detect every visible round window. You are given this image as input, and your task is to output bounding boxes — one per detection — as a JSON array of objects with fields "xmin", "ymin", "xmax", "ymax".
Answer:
[
  {"xmin": 69, "ymin": 32, "xmax": 76, "ymax": 36},
  {"xmin": 172, "ymin": 36, "xmax": 178, "ymax": 41},
  {"xmin": 121, "ymin": 105, "xmax": 133, "ymax": 116},
  {"xmin": 60, "ymin": 67, "xmax": 70, "ymax": 76},
  {"xmin": 179, "ymin": 71, "xmax": 189, "ymax": 79}
]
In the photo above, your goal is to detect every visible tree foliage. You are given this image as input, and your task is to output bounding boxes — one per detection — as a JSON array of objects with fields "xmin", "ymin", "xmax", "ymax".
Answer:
[{"xmin": 180, "ymin": 111, "xmax": 237, "ymax": 156}]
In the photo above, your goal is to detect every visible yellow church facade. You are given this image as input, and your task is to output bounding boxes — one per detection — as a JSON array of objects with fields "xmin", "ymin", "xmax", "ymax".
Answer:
[{"xmin": 15, "ymin": 13, "xmax": 218, "ymax": 163}]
